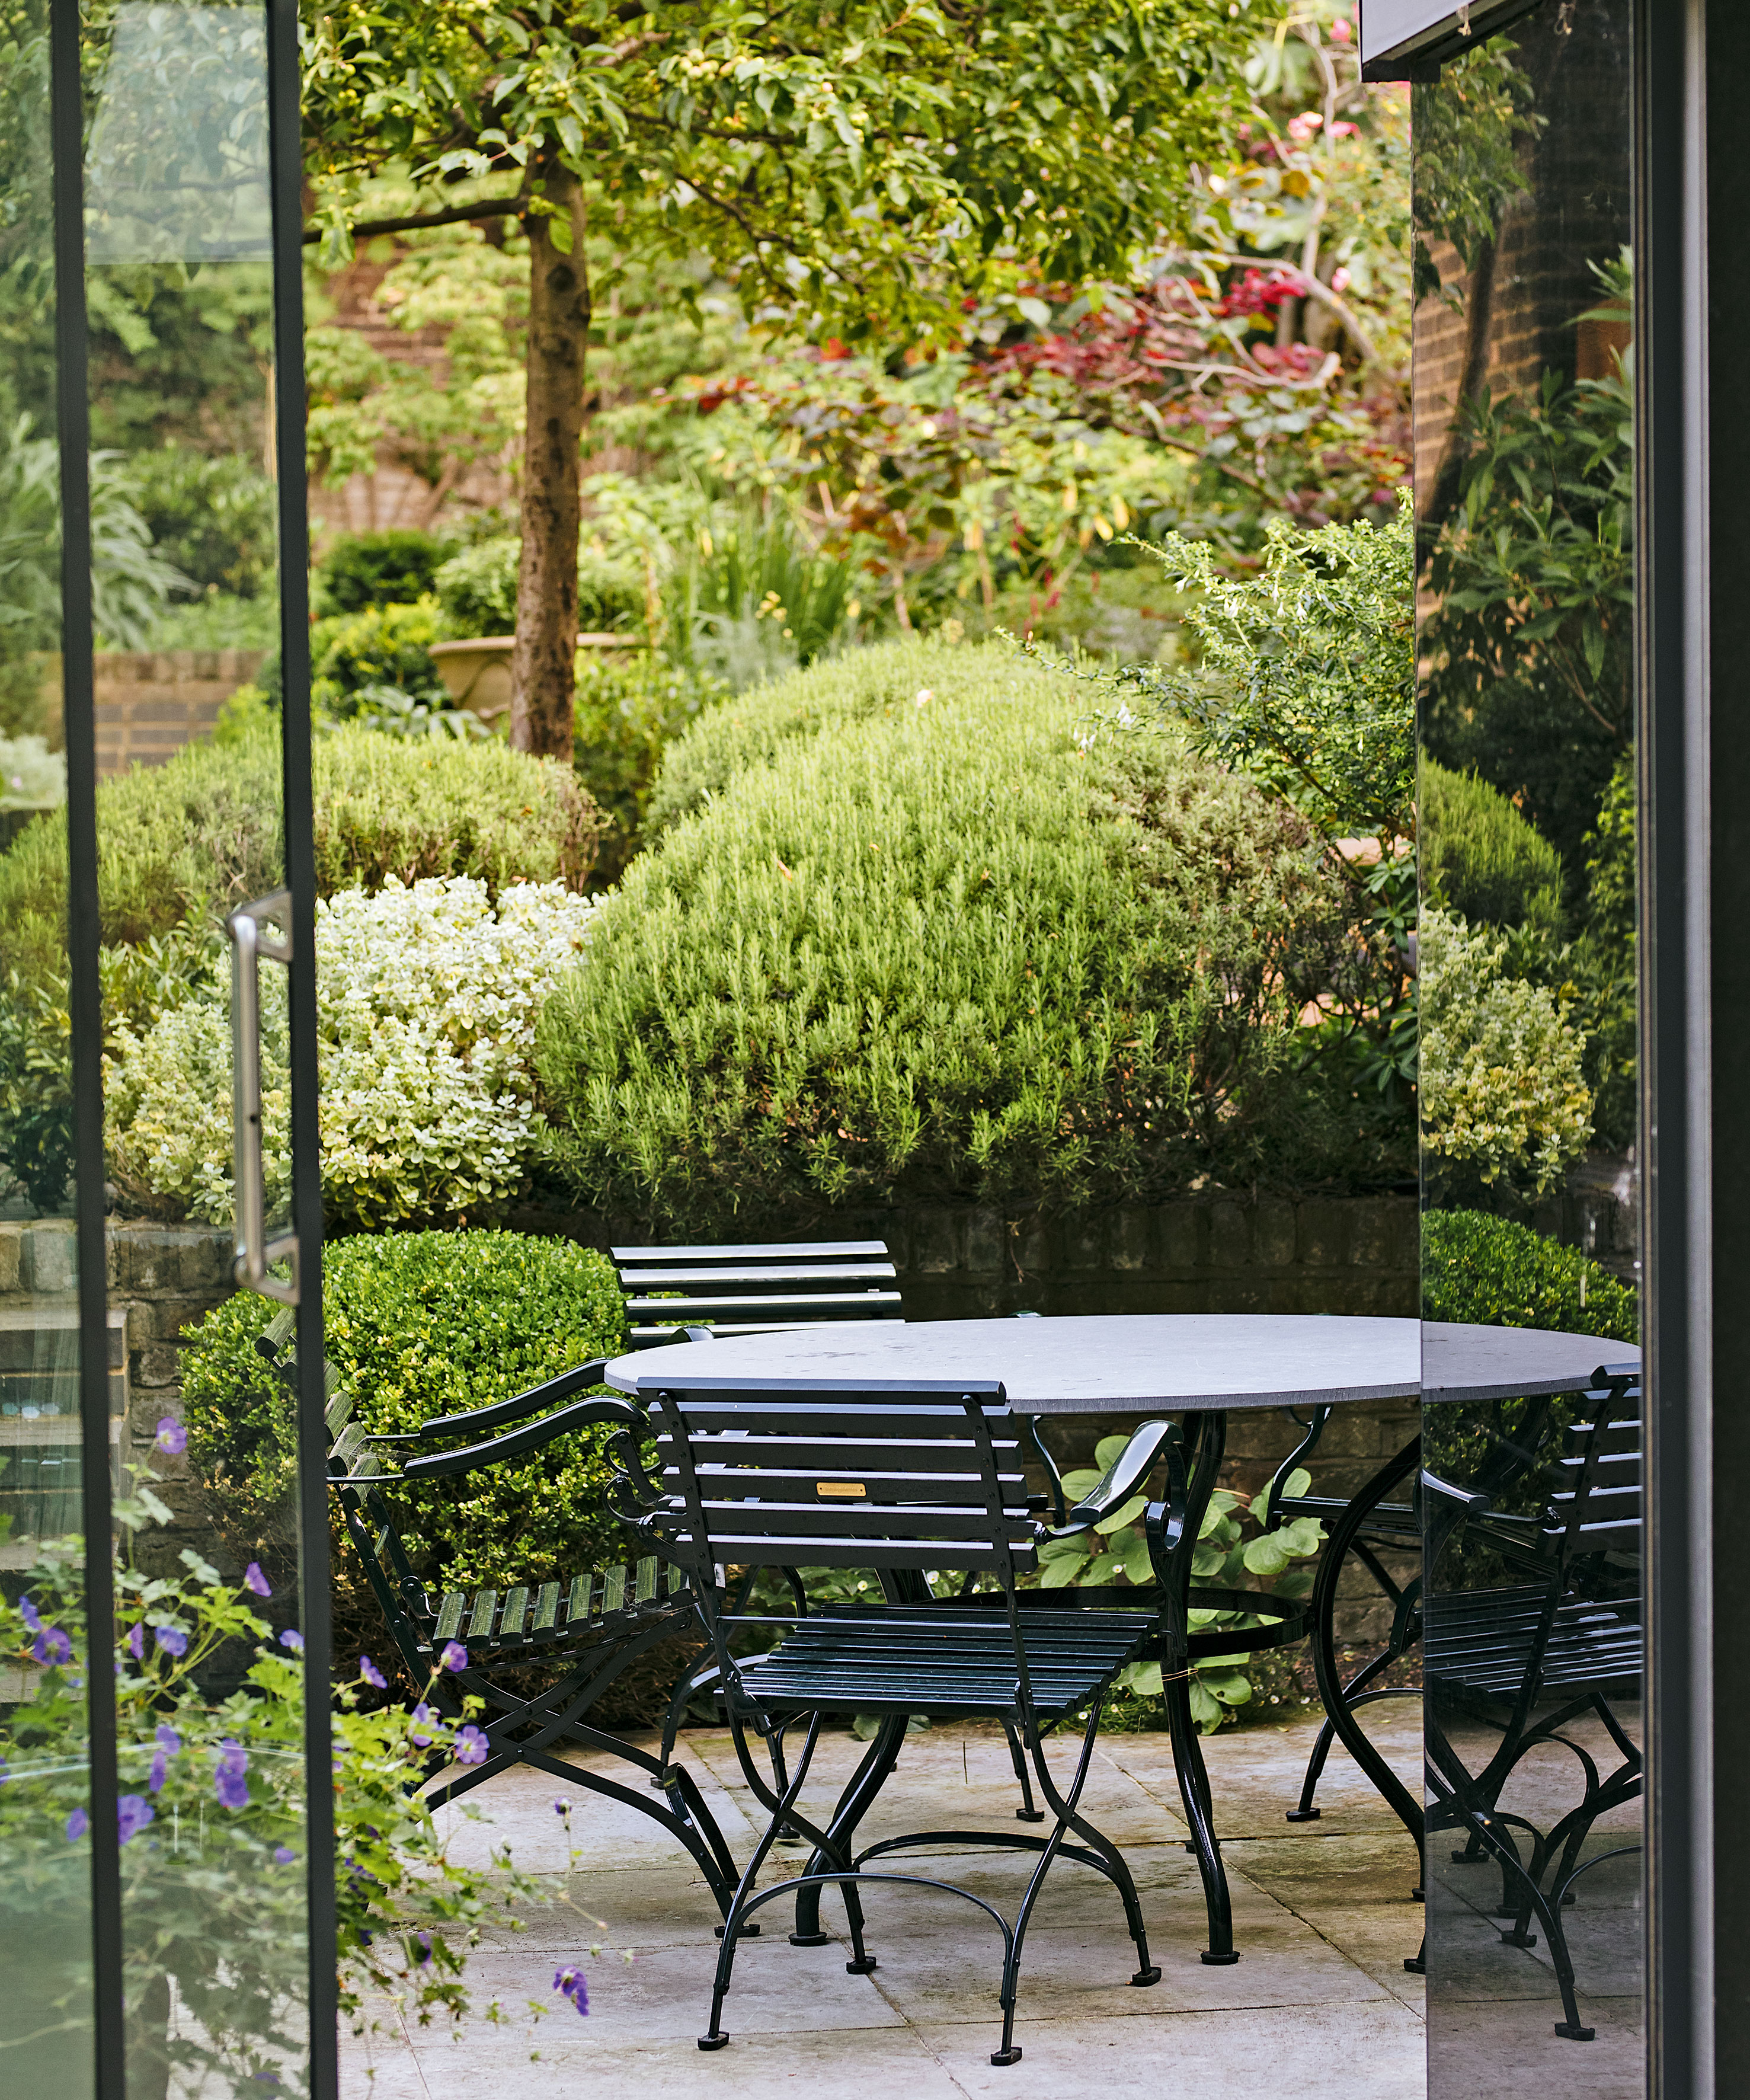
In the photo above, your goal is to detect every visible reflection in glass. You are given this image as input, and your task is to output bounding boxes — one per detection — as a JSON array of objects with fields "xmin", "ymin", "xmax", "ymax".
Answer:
[
  {"xmin": 1415, "ymin": 2, "xmax": 1642, "ymax": 2090},
  {"xmin": 1, "ymin": 3, "xmax": 310, "ymax": 2093}
]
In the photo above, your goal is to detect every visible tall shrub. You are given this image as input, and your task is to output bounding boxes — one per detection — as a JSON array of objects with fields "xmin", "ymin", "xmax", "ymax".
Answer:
[
  {"xmin": 1421, "ymin": 759, "xmax": 1563, "ymax": 934},
  {"xmin": 538, "ymin": 642, "xmax": 1351, "ymax": 1230}
]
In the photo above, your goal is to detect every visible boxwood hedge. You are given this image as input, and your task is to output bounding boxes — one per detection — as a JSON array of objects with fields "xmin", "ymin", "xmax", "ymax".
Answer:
[{"xmin": 1421, "ymin": 1209, "xmax": 1638, "ymax": 1343}]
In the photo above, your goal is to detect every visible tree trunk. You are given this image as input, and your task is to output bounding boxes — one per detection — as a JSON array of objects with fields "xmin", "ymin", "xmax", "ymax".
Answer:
[{"xmin": 510, "ymin": 159, "xmax": 588, "ymax": 757}]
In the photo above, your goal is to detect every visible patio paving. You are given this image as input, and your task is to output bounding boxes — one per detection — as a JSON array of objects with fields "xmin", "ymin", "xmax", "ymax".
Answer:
[{"xmin": 341, "ymin": 1707, "xmax": 1431, "ymax": 2099}]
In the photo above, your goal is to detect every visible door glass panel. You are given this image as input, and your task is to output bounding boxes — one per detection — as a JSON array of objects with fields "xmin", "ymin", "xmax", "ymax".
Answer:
[
  {"xmin": 1, "ymin": 3, "xmax": 313, "ymax": 2092},
  {"xmin": 1415, "ymin": 2, "xmax": 1643, "ymax": 2089},
  {"xmin": 0, "ymin": 1, "xmax": 97, "ymax": 2088}
]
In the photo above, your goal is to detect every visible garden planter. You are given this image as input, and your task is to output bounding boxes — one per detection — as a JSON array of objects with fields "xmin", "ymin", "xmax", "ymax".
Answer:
[{"xmin": 429, "ymin": 633, "xmax": 647, "ymax": 725}]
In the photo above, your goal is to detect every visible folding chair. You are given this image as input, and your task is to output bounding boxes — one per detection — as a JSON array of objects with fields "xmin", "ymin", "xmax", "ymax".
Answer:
[
  {"xmin": 610, "ymin": 1374, "xmax": 1166, "ymax": 2066},
  {"xmin": 611, "ymin": 1239, "xmax": 903, "ymax": 1347},
  {"xmin": 1421, "ymin": 1363, "xmax": 1643, "ymax": 2041},
  {"xmin": 255, "ymin": 1308, "xmax": 743, "ymax": 1924}
]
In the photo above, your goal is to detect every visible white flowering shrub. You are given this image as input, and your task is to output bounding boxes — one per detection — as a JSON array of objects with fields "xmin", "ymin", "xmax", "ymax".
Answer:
[
  {"xmin": 105, "ymin": 877, "xmax": 596, "ymax": 1227},
  {"xmin": 1418, "ymin": 903, "xmax": 1592, "ymax": 1194}
]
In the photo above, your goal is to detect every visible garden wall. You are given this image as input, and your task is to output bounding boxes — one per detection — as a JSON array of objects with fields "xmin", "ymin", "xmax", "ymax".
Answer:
[{"xmin": 92, "ymin": 649, "xmax": 265, "ymax": 776}]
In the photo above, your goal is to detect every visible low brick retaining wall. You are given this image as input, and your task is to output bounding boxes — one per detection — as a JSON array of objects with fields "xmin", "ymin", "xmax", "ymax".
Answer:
[{"xmin": 91, "ymin": 648, "xmax": 265, "ymax": 775}]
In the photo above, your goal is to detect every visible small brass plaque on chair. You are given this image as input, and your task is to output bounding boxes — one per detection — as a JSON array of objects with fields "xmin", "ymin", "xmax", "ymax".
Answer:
[{"xmin": 817, "ymin": 1481, "xmax": 867, "ymax": 1498}]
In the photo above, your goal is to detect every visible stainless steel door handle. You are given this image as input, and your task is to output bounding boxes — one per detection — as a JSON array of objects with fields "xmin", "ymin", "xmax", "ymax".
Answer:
[{"xmin": 228, "ymin": 890, "xmax": 299, "ymax": 1305}]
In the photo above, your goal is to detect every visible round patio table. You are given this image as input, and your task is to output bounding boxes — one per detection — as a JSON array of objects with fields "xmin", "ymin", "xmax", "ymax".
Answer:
[{"xmin": 605, "ymin": 1313, "xmax": 1639, "ymax": 1961}]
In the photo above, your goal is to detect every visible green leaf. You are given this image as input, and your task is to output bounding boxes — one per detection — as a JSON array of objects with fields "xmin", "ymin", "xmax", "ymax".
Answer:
[
  {"xmin": 1092, "ymin": 1435, "xmax": 1131, "ymax": 1470},
  {"xmin": 1039, "ymin": 1551, "xmax": 1090, "ymax": 1588},
  {"xmin": 1119, "ymin": 1660, "xmax": 1163, "ymax": 1699},
  {"xmin": 1242, "ymin": 1532, "xmax": 1294, "ymax": 1577},
  {"xmin": 1060, "ymin": 1468, "xmax": 1102, "ymax": 1500},
  {"xmin": 1094, "ymin": 1493, "xmax": 1147, "ymax": 1535}
]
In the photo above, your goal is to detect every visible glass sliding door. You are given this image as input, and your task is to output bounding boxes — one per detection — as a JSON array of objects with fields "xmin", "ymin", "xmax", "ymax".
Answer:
[
  {"xmin": 0, "ymin": 3, "xmax": 332, "ymax": 2093},
  {"xmin": 1410, "ymin": 0, "xmax": 1644, "ymax": 2090}
]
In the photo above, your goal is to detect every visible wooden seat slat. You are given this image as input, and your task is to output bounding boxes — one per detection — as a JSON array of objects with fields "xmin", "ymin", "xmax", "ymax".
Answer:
[
  {"xmin": 467, "ymin": 1588, "xmax": 498, "ymax": 1639},
  {"xmin": 533, "ymin": 1582, "xmax": 561, "ymax": 1631},
  {"xmin": 612, "ymin": 1240, "xmax": 890, "ymax": 1262},
  {"xmin": 500, "ymin": 1586, "xmax": 529, "ymax": 1638},
  {"xmin": 434, "ymin": 1593, "xmax": 465, "ymax": 1642}
]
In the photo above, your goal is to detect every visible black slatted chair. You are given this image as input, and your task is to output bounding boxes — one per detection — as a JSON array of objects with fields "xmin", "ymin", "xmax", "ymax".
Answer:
[
  {"xmin": 612, "ymin": 1239, "xmax": 903, "ymax": 1347},
  {"xmin": 1259, "ymin": 1409, "xmax": 1422, "ymax": 1826},
  {"xmin": 255, "ymin": 1308, "xmax": 742, "ymax": 1924},
  {"xmin": 1422, "ymin": 1364, "xmax": 1643, "ymax": 2043},
  {"xmin": 609, "ymin": 1375, "xmax": 1166, "ymax": 2067}
]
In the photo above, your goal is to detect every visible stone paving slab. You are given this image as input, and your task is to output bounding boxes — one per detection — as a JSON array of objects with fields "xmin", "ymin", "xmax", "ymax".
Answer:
[{"xmin": 341, "ymin": 1716, "xmax": 1426, "ymax": 2099}]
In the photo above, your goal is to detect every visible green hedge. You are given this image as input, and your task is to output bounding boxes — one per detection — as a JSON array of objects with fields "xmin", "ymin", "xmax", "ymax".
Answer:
[
  {"xmin": 539, "ymin": 639, "xmax": 1352, "ymax": 1230},
  {"xmin": 181, "ymin": 1232, "xmax": 631, "ymax": 1607},
  {"xmin": 1421, "ymin": 759, "xmax": 1563, "ymax": 935},
  {"xmin": 1421, "ymin": 1209, "xmax": 1639, "ymax": 1343},
  {"xmin": 0, "ymin": 730, "xmax": 602, "ymax": 990},
  {"xmin": 645, "ymin": 633, "xmax": 980, "ymax": 836}
]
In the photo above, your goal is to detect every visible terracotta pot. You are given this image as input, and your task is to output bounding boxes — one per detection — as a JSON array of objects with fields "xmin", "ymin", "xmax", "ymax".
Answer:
[{"xmin": 427, "ymin": 634, "xmax": 646, "ymax": 725}]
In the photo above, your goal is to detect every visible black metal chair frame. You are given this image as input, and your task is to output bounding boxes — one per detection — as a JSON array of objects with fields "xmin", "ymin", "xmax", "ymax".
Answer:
[
  {"xmin": 1421, "ymin": 1365, "xmax": 1643, "ymax": 2043},
  {"xmin": 610, "ymin": 1375, "xmax": 1176, "ymax": 2067},
  {"xmin": 255, "ymin": 1308, "xmax": 743, "ymax": 1924}
]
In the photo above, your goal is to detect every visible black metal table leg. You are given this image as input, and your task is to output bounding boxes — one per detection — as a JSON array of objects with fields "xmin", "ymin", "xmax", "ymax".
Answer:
[{"xmin": 1307, "ymin": 1435, "xmax": 1424, "ymax": 1869}]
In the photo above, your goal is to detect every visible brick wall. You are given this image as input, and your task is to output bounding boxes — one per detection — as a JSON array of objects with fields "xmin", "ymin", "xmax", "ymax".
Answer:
[{"xmin": 92, "ymin": 649, "xmax": 265, "ymax": 776}]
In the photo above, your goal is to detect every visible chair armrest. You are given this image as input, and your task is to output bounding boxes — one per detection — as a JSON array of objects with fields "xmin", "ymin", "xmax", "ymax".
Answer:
[
  {"xmin": 1420, "ymin": 1469, "xmax": 1493, "ymax": 1514},
  {"xmin": 398, "ymin": 1360, "xmax": 613, "ymax": 1441},
  {"xmin": 1052, "ymin": 1418, "xmax": 1176, "ymax": 1536},
  {"xmin": 399, "ymin": 1395, "xmax": 644, "ymax": 1481}
]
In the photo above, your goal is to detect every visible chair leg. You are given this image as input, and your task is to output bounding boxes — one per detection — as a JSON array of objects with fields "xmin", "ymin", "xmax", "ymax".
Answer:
[
  {"xmin": 791, "ymin": 1714, "xmax": 909, "ymax": 1947},
  {"xmin": 1163, "ymin": 1669, "xmax": 1237, "ymax": 1964},
  {"xmin": 1031, "ymin": 1710, "xmax": 1159, "ymax": 1989},
  {"xmin": 1000, "ymin": 1715, "xmax": 1044, "ymax": 1823},
  {"xmin": 702, "ymin": 1712, "xmax": 829, "ymax": 2050}
]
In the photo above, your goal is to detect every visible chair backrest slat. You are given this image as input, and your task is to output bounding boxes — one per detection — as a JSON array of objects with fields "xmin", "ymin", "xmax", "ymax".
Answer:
[
  {"xmin": 652, "ymin": 1380, "xmax": 1034, "ymax": 1575},
  {"xmin": 614, "ymin": 1238, "xmax": 903, "ymax": 1347}
]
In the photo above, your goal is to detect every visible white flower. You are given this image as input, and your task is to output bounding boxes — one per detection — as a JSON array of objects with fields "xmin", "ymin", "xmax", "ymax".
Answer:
[{"xmin": 105, "ymin": 877, "xmax": 597, "ymax": 1228}]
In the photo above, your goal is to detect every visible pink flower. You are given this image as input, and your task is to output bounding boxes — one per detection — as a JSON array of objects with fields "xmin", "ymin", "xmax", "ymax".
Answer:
[
  {"xmin": 1330, "ymin": 15, "xmax": 1352, "ymax": 41},
  {"xmin": 244, "ymin": 1564, "xmax": 271, "ymax": 1597},
  {"xmin": 359, "ymin": 1655, "xmax": 388, "ymax": 1689},
  {"xmin": 454, "ymin": 1725, "xmax": 490, "ymax": 1767},
  {"xmin": 154, "ymin": 1417, "xmax": 187, "ymax": 1456}
]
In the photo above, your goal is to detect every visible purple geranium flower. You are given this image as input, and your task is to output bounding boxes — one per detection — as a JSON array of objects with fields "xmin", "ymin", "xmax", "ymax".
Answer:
[
  {"xmin": 117, "ymin": 1794, "xmax": 153, "ymax": 1845},
  {"xmin": 359, "ymin": 1655, "xmax": 387, "ymax": 1690},
  {"xmin": 32, "ymin": 1628, "xmax": 72, "ymax": 1667},
  {"xmin": 244, "ymin": 1563, "xmax": 271, "ymax": 1598},
  {"xmin": 274, "ymin": 1845, "xmax": 297, "ymax": 1865},
  {"xmin": 412, "ymin": 1930, "xmax": 433, "ymax": 1967},
  {"xmin": 154, "ymin": 1417, "xmax": 187, "ymax": 1456},
  {"xmin": 19, "ymin": 1595, "xmax": 41, "ymax": 1635},
  {"xmin": 552, "ymin": 1799, "xmax": 568, "ymax": 1816},
  {"xmin": 453, "ymin": 1724, "xmax": 490, "ymax": 1767},
  {"xmin": 553, "ymin": 1965, "xmax": 589, "ymax": 2016},
  {"xmin": 126, "ymin": 1622, "xmax": 145, "ymax": 1661},
  {"xmin": 148, "ymin": 1751, "xmax": 168, "ymax": 1794},
  {"xmin": 439, "ymin": 1641, "xmax": 468, "ymax": 1673},
  {"xmin": 214, "ymin": 1739, "xmax": 249, "ymax": 1811},
  {"xmin": 155, "ymin": 1724, "xmax": 181, "ymax": 1754},
  {"xmin": 153, "ymin": 1626, "xmax": 188, "ymax": 1658},
  {"xmin": 279, "ymin": 1629, "xmax": 304, "ymax": 1655},
  {"xmin": 65, "ymin": 1807, "xmax": 88, "ymax": 1842},
  {"xmin": 409, "ymin": 1702, "xmax": 434, "ymax": 1748}
]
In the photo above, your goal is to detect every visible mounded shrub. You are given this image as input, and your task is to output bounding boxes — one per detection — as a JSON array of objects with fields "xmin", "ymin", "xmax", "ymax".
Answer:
[
  {"xmin": 311, "ymin": 599, "xmax": 448, "ymax": 710},
  {"xmin": 434, "ymin": 535, "xmax": 644, "ymax": 640},
  {"xmin": 538, "ymin": 639, "xmax": 1352, "ymax": 1229},
  {"xmin": 1421, "ymin": 759, "xmax": 1563, "ymax": 934},
  {"xmin": 180, "ymin": 1232, "xmax": 632, "ymax": 1655},
  {"xmin": 315, "ymin": 529, "xmax": 452, "ymax": 615},
  {"xmin": 645, "ymin": 633, "xmax": 982, "ymax": 835},
  {"xmin": 0, "ymin": 729, "xmax": 602, "ymax": 990},
  {"xmin": 1421, "ymin": 1209, "xmax": 1638, "ymax": 1343}
]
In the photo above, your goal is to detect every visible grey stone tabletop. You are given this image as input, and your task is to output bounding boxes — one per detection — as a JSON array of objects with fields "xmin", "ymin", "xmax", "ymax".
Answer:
[{"xmin": 605, "ymin": 1313, "xmax": 1640, "ymax": 1415}]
